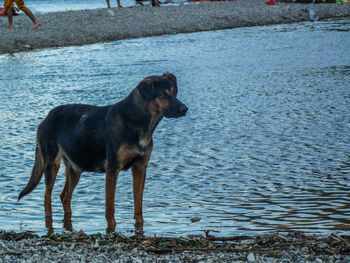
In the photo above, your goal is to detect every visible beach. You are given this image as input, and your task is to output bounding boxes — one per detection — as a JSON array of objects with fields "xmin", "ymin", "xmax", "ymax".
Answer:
[
  {"xmin": 1, "ymin": 230, "xmax": 350, "ymax": 262},
  {"xmin": 0, "ymin": 0, "xmax": 349, "ymax": 54}
]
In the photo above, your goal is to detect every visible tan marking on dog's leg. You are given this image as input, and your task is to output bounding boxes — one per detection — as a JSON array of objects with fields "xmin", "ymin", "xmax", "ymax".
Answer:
[
  {"xmin": 44, "ymin": 159, "xmax": 60, "ymax": 231},
  {"xmin": 132, "ymin": 164, "xmax": 146, "ymax": 227},
  {"xmin": 60, "ymin": 160, "xmax": 81, "ymax": 231},
  {"xmin": 132, "ymin": 150, "xmax": 151, "ymax": 229}
]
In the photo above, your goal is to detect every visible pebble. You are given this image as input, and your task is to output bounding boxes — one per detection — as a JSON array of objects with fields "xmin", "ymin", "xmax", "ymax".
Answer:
[
  {"xmin": 107, "ymin": 10, "xmax": 115, "ymax": 16},
  {"xmin": 247, "ymin": 253, "xmax": 255, "ymax": 262},
  {"xmin": 190, "ymin": 217, "xmax": 201, "ymax": 223}
]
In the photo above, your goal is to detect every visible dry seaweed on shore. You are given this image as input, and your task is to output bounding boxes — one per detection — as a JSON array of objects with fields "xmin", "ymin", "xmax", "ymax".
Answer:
[{"xmin": 1, "ymin": 229, "xmax": 350, "ymax": 256}]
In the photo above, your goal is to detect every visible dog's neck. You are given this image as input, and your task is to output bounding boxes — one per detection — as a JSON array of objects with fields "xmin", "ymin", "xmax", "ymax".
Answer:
[{"xmin": 121, "ymin": 90, "xmax": 163, "ymax": 135}]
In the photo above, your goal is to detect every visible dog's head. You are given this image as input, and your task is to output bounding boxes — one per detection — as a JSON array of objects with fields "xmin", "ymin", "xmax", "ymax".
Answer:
[{"xmin": 137, "ymin": 72, "xmax": 188, "ymax": 118}]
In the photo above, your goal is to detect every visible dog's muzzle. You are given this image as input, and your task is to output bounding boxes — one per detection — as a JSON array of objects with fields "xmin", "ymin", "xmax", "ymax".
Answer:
[
  {"xmin": 165, "ymin": 98, "xmax": 188, "ymax": 118},
  {"xmin": 179, "ymin": 103, "xmax": 188, "ymax": 116}
]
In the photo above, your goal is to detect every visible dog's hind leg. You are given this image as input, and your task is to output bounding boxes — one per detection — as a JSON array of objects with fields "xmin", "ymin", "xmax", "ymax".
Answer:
[
  {"xmin": 43, "ymin": 153, "xmax": 61, "ymax": 232},
  {"xmin": 60, "ymin": 158, "xmax": 81, "ymax": 231}
]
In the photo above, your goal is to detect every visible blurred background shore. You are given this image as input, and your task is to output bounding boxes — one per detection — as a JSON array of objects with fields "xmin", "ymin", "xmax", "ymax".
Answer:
[{"xmin": 1, "ymin": 0, "xmax": 349, "ymax": 54}]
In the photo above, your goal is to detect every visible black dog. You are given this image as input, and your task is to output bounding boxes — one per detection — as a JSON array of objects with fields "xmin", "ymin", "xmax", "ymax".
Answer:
[{"xmin": 18, "ymin": 73, "xmax": 187, "ymax": 232}]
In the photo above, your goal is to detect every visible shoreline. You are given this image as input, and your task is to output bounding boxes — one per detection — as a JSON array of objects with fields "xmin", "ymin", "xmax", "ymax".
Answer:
[
  {"xmin": 0, "ymin": 0, "xmax": 350, "ymax": 54},
  {"xmin": 1, "ymin": 230, "xmax": 350, "ymax": 262}
]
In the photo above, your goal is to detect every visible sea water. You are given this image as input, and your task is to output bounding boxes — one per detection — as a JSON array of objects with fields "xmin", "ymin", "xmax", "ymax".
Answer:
[{"xmin": 0, "ymin": 18, "xmax": 349, "ymax": 236}]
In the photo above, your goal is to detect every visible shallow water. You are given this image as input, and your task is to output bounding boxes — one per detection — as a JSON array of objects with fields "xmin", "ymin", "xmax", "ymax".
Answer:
[{"xmin": 0, "ymin": 19, "xmax": 350, "ymax": 236}]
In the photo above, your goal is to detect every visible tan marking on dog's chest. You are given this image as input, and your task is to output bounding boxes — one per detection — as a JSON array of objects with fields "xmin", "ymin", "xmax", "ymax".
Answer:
[
  {"xmin": 118, "ymin": 144, "xmax": 137, "ymax": 164},
  {"xmin": 117, "ymin": 142, "xmax": 149, "ymax": 169}
]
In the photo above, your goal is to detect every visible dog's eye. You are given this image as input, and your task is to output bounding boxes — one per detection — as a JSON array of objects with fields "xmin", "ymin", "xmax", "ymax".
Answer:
[{"xmin": 159, "ymin": 90, "xmax": 167, "ymax": 98}]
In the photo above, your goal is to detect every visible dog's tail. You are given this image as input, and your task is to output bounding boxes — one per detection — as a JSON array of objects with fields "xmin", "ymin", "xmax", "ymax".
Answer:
[{"xmin": 18, "ymin": 144, "xmax": 45, "ymax": 201}]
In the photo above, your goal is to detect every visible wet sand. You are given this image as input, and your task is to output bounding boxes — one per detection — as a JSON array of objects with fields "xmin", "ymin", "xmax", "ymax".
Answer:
[{"xmin": 0, "ymin": 0, "xmax": 349, "ymax": 54}]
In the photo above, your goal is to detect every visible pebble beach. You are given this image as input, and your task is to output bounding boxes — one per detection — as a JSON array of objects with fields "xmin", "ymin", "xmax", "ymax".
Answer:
[
  {"xmin": 0, "ymin": 0, "xmax": 350, "ymax": 54},
  {"xmin": 1, "ymin": 230, "xmax": 350, "ymax": 262}
]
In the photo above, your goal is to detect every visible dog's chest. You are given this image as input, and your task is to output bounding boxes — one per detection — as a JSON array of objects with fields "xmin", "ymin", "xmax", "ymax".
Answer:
[
  {"xmin": 134, "ymin": 135, "xmax": 151, "ymax": 156},
  {"xmin": 139, "ymin": 137, "xmax": 150, "ymax": 151},
  {"xmin": 117, "ymin": 137, "xmax": 151, "ymax": 170}
]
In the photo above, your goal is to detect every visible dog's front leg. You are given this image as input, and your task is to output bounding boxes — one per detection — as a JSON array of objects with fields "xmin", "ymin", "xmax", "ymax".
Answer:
[
  {"xmin": 105, "ymin": 168, "xmax": 119, "ymax": 233},
  {"xmin": 132, "ymin": 165, "xmax": 146, "ymax": 227},
  {"xmin": 132, "ymin": 154, "xmax": 151, "ymax": 228}
]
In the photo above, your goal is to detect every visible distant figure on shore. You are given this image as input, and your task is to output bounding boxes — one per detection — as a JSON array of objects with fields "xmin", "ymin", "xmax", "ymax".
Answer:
[
  {"xmin": 106, "ymin": 0, "xmax": 159, "ymax": 8},
  {"xmin": 1, "ymin": 0, "xmax": 40, "ymax": 29},
  {"xmin": 0, "ymin": 6, "xmax": 19, "ymax": 16},
  {"xmin": 106, "ymin": 0, "xmax": 121, "ymax": 8},
  {"xmin": 135, "ymin": 0, "xmax": 160, "ymax": 6}
]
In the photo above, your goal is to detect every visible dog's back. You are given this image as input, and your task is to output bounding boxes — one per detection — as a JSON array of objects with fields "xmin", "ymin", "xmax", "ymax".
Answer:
[{"xmin": 18, "ymin": 104, "xmax": 111, "ymax": 201}]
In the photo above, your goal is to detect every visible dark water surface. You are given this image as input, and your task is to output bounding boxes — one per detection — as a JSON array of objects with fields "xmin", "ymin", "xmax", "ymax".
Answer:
[{"xmin": 0, "ymin": 19, "xmax": 349, "ymax": 236}]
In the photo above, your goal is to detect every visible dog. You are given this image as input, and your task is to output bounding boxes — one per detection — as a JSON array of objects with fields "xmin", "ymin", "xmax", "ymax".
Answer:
[{"xmin": 18, "ymin": 73, "xmax": 187, "ymax": 233}]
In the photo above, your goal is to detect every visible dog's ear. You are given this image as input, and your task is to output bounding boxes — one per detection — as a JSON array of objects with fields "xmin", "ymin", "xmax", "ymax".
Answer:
[
  {"xmin": 162, "ymin": 72, "xmax": 178, "ymax": 95},
  {"xmin": 163, "ymin": 72, "xmax": 177, "ymax": 85},
  {"xmin": 138, "ymin": 74, "xmax": 177, "ymax": 102},
  {"xmin": 138, "ymin": 79, "xmax": 156, "ymax": 102}
]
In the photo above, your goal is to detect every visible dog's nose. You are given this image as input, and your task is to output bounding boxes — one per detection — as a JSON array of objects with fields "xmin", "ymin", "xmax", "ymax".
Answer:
[{"xmin": 180, "ymin": 104, "xmax": 188, "ymax": 115}]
